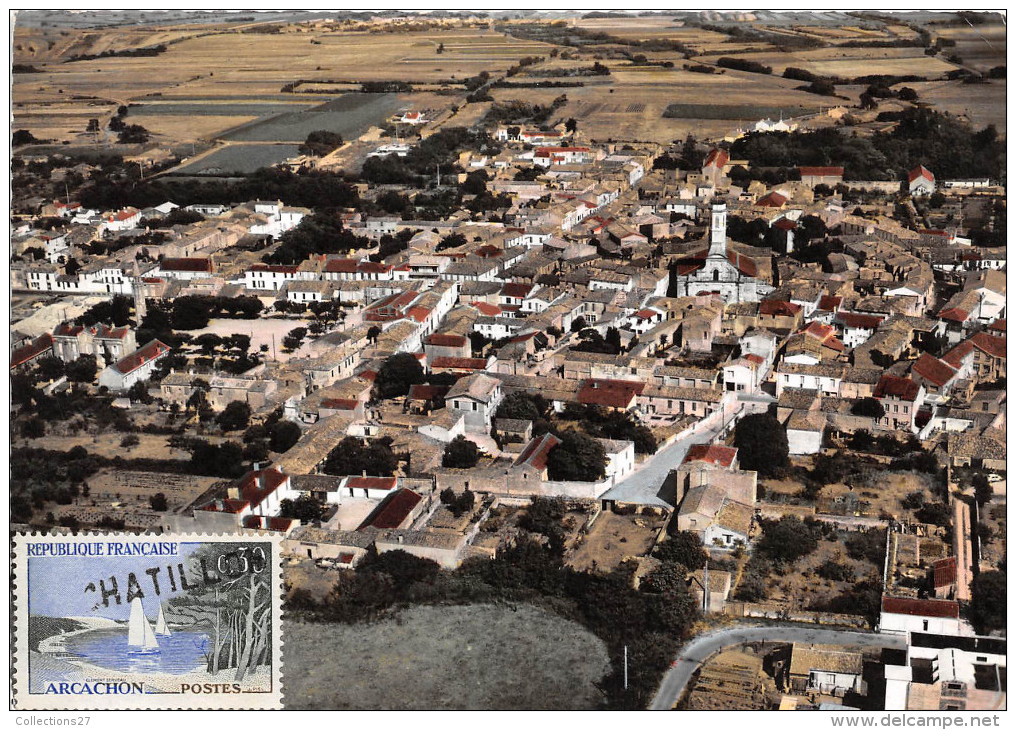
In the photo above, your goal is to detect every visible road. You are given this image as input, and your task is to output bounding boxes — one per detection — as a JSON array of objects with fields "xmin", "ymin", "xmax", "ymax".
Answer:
[
  {"xmin": 600, "ymin": 420, "xmax": 726, "ymax": 507},
  {"xmin": 650, "ymin": 624, "xmax": 907, "ymax": 710}
]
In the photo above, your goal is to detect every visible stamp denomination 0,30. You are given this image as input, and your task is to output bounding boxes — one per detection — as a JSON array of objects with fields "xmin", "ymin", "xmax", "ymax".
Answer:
[{"xmin": 13, "ymin": 533, "xmax": 283, "ymax": 710}]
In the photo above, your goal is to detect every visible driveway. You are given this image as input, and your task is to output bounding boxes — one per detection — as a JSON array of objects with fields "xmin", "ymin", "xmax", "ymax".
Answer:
[{"xmin": 650, "ymin": 624, "xmax": 907, "ymax": 710}]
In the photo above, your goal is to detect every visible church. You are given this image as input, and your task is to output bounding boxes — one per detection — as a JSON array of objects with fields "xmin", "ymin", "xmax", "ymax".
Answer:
[{"xmin": 671, "ymin": 203, "xmax": 774, "ymax": 304}]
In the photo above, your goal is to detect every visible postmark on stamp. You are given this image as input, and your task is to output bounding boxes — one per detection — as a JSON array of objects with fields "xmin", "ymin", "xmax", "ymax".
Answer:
[{"xmin": 12, "ymin": 532, "xmax": 283, "ymax": 710}]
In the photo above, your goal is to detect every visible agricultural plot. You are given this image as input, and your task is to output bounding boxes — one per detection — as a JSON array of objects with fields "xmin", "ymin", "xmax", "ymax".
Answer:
[
  {"xmin": 711, "ymin": 46, "xmax": 958, "ymax": 78},
  {"xmin": 170, "ymin": 144, "xmax": 303, "ymax": 174},
  {"xmin": 220, "ymin": 93, "xmax": 402, "ymax": 143},
  {"xmin": 932, "ymin": 23, "xmax": 1007, "ymax": 73},
  {"xmin": 914, "ymin": 79, "xmax": 1007, "ymax": 135},
  {"xmin": 284, "ymin": 604, "xmax": 610, "ymax": 710}
]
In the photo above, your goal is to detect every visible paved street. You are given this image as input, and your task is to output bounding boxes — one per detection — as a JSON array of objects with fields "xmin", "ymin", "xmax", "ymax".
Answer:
[
  {"xmin": 600, "ymin": 421, "xmax": 725, "ymax": 507},
  {"xmin": 650, "ymin": 624, "xmax": 907, "ymax": 710}
]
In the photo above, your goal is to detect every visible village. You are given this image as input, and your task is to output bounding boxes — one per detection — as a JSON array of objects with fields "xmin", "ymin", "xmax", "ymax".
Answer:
[{"xmin": 10, "ymin": 9, "xmax": 1006, "ymax": 714}]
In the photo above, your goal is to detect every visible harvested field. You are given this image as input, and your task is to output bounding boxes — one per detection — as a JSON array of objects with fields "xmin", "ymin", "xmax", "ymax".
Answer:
[
  {"xmin": 284, "ymin": 603, "xmax": 610, "ymax": 710},
  {"xmin": 932, "ymin": 23, "xmax": 1007, "ymax": 74},
  {"xmin": 718, "ymin": 46, "xmax": 957, "ymax": 78},
  {"xmin": 914, "ymin": 79, "xmax": 1007, "ymax": 135}
]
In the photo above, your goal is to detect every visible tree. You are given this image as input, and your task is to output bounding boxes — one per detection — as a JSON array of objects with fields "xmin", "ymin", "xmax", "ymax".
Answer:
[
  {"xmin": 366, "ymin": 325, "xmax": 381, "ymax": 344},
  {"xmin": 851, "ymin": 398, "xmax": 886, "ymax": 419},
  {"xmin": 269, "ymin": 420, "xmax": 301, "ymax": 453},
  {"xmin": 282, "ymin": 327, "xmax": 307, "ymax": 352},
  {"xmin": 127, "ymin": 381, "xmax": 152, "ymax": 404},
  {"xmin": 546, "ymin": 431, "xmax": 607, "ymax": 482},
  {"xmin": 565, "ymin": 117, "xmax": 578, "ymax": 134},
  {"xmin": 442, "ymin": 435, "xmax": 480, "ymax": 469},
  {"xmin": 279, "ymin": 495, "xmax": 325, "ymax": 523},
  {"xmin": 299, "ymin": 130, "xmax": 344, "ymax": 157},
  {"xmin": 216, "ymin": 400, "xmax": 252, "ymax": 432},
  {"xmin": 374, "ymin": 352, "xmax": 424, "ymax": 400},
  {"xmin": 496, "ymin": 391, "xmax": 549, "ymax": 423},
  {"xmin": 120, "ymin": 433, "xmax": 140, "ymax": 449},
  {"xmin": 654, "ymin": 530, "xmax": 707, "ymax": 570},
  {"xmin": 13, "ymin": 129, "xmax": 39, "ymax": 146},
  {"xmin": 323, "ymin": 436, "xmax": 397, "ymax": 477},
  {"xmin": 570, "ymin": 316, "xmax": 587, "ymax": 333},
  {"xmin": 117, "ymin": 124, "xmax": 150, "ymax": 144},
  {"xmin": 149, "ymin": 492, "xmax": 168, "ymax": 511},
  {"xmin": 66, "ymin": 355, "xmax": 98, "ymax": 383},
  {"xmin": 461, "ymin": 169, "xmax": 488, "ymax": 196},
  {"xmin": 757, "ymin": 516, "xmax": 821, "ymax": 563},
  {"xmin": 915, "ymin": 500, "xmax": 950, "ymax": 526},
  {"xmin": 439, "ymin": 487, "xmax": 476, "ymax": 517},
  {"xmin": 973, "ymin": 474, "xmax": 993, "ymax": 507},
  {"xmin": 21, "ymin": 417, "xmax": 45, "ymax": 439},
  {"xmin": 969, "ymin": 570, "xmax": 1006, "ymax": 634},
  {"xmin": 732, "ymin": 413, "xmax": 789, "ymax": 477},
  {"xmin": 436, "ymin": 232, "xmax": 468, "ymax": 252},
  {"xmin": 436, "ymin": 42, "xmax": 445, "ymax": 54},
  {"xmin": 36, "ymin": 356, "xmax": 65, "ymax": 381}
]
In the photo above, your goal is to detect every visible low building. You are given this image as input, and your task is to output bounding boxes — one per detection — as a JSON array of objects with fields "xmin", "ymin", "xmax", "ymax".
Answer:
[
  {"xmin": 97, "ymin": 339, "xmax": 171, "ymax": 392},
  {"xmin": 789, "ymin": 644, "xmax": 864, "ymax": 696}
]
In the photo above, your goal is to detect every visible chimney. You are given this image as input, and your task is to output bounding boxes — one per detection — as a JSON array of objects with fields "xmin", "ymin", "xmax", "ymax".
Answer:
[{"xmin": 226, "ymin": 488, "xmax": 239, "ymax": 500}]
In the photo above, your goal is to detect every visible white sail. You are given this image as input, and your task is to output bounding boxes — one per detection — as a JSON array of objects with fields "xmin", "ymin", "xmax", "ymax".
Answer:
[
  {"xmin": 155, "ymin": 604, "xmax": 172, "ymax": 637},
  {"xmin": 127, "ymin": 597, "xmax": 160, "ymax": 652}
]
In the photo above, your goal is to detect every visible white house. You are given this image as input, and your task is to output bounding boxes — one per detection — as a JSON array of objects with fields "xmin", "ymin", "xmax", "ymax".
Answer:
[
  {"xmin": 446, "ymin": 373, "xmax": 503, "ymax": 434},
  {"xmin": 102, "ymin": 207, "xmax": 142, "ymax": 232},
  {"xmin": 878, "ymin": 597, "xmax": 968, "ymax": 637},
  {"xmin": 908, "ymin": 165, "xmax": 936, "ymax": 196},
  {"xmin": 97, "ymin": 339, "xmax": 171, "ymax": 392}
]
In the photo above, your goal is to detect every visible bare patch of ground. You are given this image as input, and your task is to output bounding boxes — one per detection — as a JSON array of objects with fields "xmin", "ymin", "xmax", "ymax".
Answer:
[
  {"xmin": 284, "ymin": 603, "xmax": 610, "ymax": 710},
  {"xmin": 566, "ymin": 509, "xmax": 667, "ymax": 573}
]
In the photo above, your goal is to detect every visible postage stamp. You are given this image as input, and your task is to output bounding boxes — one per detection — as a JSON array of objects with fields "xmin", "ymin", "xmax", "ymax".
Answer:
[{"xmin": 12, "ymin": 532, "xmax": 283, "ymax": 710}]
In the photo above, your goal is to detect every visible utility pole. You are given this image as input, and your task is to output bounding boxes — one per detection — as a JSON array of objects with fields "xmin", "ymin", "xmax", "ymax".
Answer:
[{"xmin": 623, "ymin": 645, "xmax": 628, "ymax": 690}]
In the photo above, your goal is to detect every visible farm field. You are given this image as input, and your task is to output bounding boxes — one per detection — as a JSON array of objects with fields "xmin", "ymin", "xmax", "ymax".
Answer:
[
  {"xmin": 171, "ymin": 143, "xmax": 303, "ymax": 174},
  {"xmin": 714, "ymin": 46, "xmax": 958, "ymax": 78},
  {"xmin": 219, "ymin": 93, "xmax": 402, "ymax": 143},
  {"xmin": 932, "ymin": 22, "xmax": 1007, "ymax": 73},
  {"xmin": 911, "ymin": 79, "xmax": 1007, "ymax": 135},
  {"xmin": 284, "ymin": 604, "xmax": 611, "ymax": 710}
]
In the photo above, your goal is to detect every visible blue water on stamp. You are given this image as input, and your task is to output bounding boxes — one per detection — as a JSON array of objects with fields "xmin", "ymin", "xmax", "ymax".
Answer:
[{"xmin": 63, "ymin": 629, "xmax": 209, "ymax": 675}]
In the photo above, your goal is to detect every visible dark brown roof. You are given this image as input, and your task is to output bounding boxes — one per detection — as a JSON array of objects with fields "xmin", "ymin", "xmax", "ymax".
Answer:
[
  {"xmin": 358, "ymin": 488, "xmax": 422, "ymax": 530},
  {"xmin": 882, "ymin": 596, "xmax": 959, "ymax": 619}
]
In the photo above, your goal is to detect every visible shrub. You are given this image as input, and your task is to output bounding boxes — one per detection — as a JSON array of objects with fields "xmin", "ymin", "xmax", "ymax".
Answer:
[{"xmin": 442, "ymin": 436, "xmax": 480, "ymax": 469}]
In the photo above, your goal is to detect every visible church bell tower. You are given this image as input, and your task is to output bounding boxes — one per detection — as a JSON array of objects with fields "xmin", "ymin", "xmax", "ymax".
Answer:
[{"xmin": 709, "ymin": 202, "xmax": 727, "ymax": 257}]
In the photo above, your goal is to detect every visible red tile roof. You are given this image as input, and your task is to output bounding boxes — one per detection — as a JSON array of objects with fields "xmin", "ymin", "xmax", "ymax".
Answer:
[
  {"xmin": 760, "ymin": 299, "xmax": 801, "ymax": 317},
  {"xmin": 237, "ymin": 467, "xmax": 290, "ymax": 507},
  {"xmin": 112, "ymin": 339, "xmax": 170, "ymax": 375},
  {"xmin": 472, "ymin": 302, "xmax": 502, "ymax": 317},
  {"xmin": 425, "ymin": 333, "xmax": 468, "ymax": 348},
  {"xmin": 837, "ymin": 312, "xmax": 884, "ymax": 330},
  {"xmin": 10, "ymin": 333, "xmax": 54, "ymax": 369},
  {"xmin": 938, "ymin": 307, "xmax": 970, "ymax": 323},
  {"xmin": 430, "ymin": 356, "xmax": 488, "ymax": 371},
  {"xmin": 406, "ymin": 384, "xmax": 450, "ymax": 401},
  {"xmin": 406, "ymin": 305, "xmax": 431, "ymax": 323},
  {"xmin": 932, "ymin": 557, "xmax": 957, "ymax": 589},
  {"xmin": 160, "ymin": 257, "xmax": 213, "ymax": 273},
  {"xmin": 635, "ymin": 308, "xmax": 660, "ymax": 320},
  {"xmin": 358, "ymin": 488, "xmax": 421, "ymax": 530},
  {"xmin": 912, "ymin": 353, "xmax": 957, "ymax": 388},
  {"xmin": 501, "ymin": 282, "xmax": 534, "ymax": 299},
  {"xmin": 942, "ymin": 340, "xmax": 975, "ymax": 369},
  {"xmin": 745, "ymin": 353, "xmax": 764, "ymax": 366},
  {"xmin": 970, "ymin": 332, "xmax": 1006, "ymax": 360},
  {"xmin": 757, "ymin": 191, "xmax": 788, "ymax": 208},
  {"xmin": 683, "ymin": 444, "xmax": 738, "ymax": 468},
  {"xmin": 514, "ymin": 432, "xmax": 561, "ymax": 471},
  {"xmin": 799, "ymin": 166, "xmax": 844, "ymax": 177},
  {"xmin": 907, "ymin": 165, "xmax": 934, "ymax": 184},
  {"xmin": 988, "ymin": 318, "xmax": 1006, "ymax": 333},
  {"xmin": 321, "ymin": 398, "xmax": 361, "ymax": 411},
  {"xmin": 577, "ymin": 378, "xmax": 645, "ymax": 409},
  {"xmin": 773, "ymin": 218, "xmax": 797, "ymax": 231},
  {"xmin": 475, "ymin": 244, "xmax": 503, "ymax": 258},
  {"xmin": 874, "ymin": 374, "xmax": 920, "ymax": 401},
  {"xmin": 348, "ymin": 476, "xmax": 397, "ymax": 491},
  {"xmin": 881, "ymin": 596, "xmax": 958, "ymax": 619},
  {"xmin": 727, "ymin": 250, "xmax": 758, "ymax": 277},
  {"xmin": 703, "ymin": 148, "xmax": 729, "ymax": 169},
  {"xmin": 324, "ymin": 258, "xmax": 359, "ymax": 273}
]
